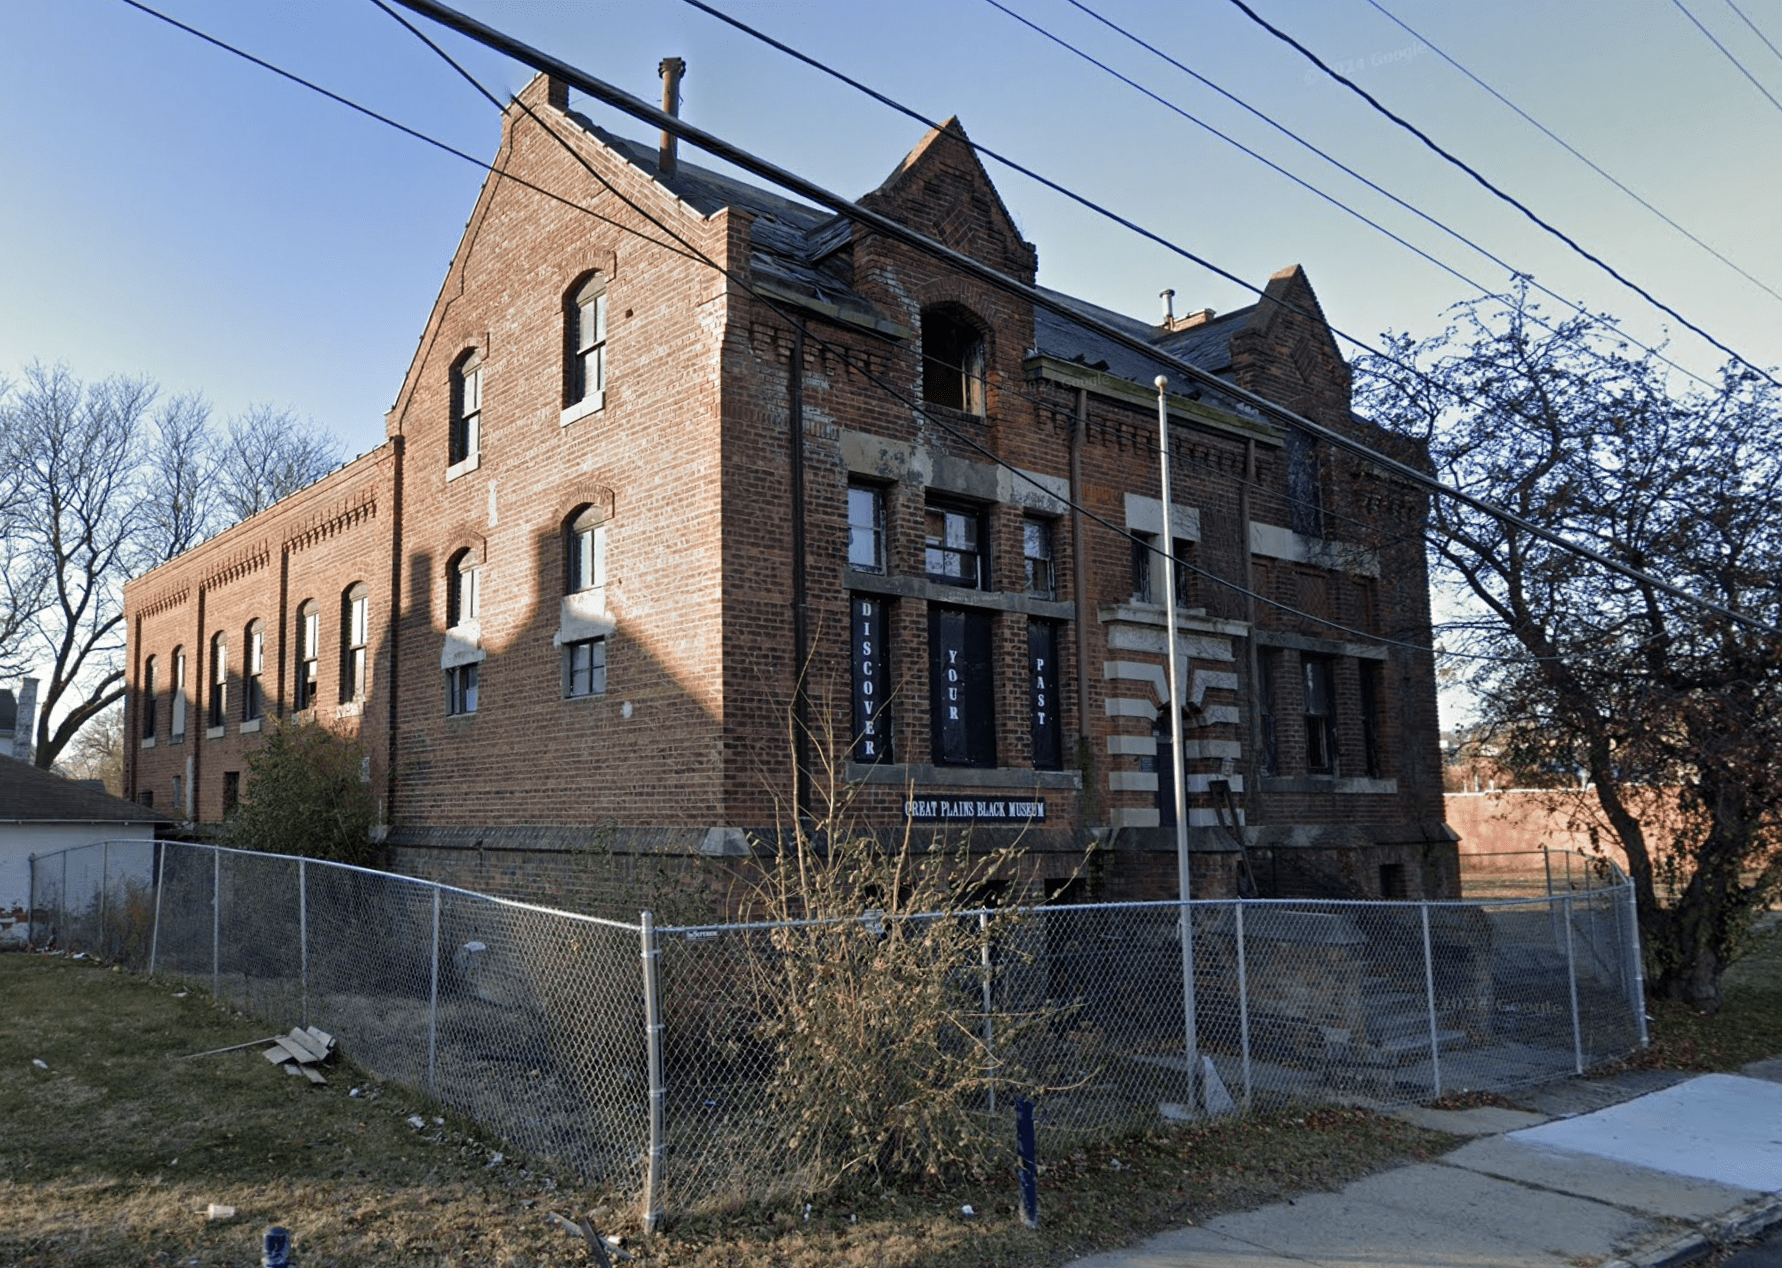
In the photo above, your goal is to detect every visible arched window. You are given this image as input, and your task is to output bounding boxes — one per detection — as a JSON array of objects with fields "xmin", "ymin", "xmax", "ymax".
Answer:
[
  {"xmin": 447, "ymin": 549, "xmax": 481, "ymax": 628},
  {"xmin": 171, "ymin": 648, "xmax": 187, "ymax": 741},
  {"xmin": 295, "ymin": 601, "xmax": 319, "ymax": 710},
  {"xmin": 141, "ymin": 656, "xmax": 158, "ymax": 741},
  {"xmin": 920, "ymin": 305, "xmax": 986, "ymax": 415},
  {"xmin": 208, "ymin": 632, "xmax": 228, "ymax": 730},
  {"xmin": 564, "ymin": 504, "xmax": 606, "ymax": 594},
  {"xmin": 564, "ymin": 272, "xmax": 608, "ymax": 420},
  {"xmin": 343, "ymin": 583, "xmax": 370, "ymax": 702},
  {"xmin": 450, "ymin": 350, "xmax": 483, "ymax": 467},
  {"xmin": 243, "ymin": 622, "xmax": 264, "ymax": 722}
]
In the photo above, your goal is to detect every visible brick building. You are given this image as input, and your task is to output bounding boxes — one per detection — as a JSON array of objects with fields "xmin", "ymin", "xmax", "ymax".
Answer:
[{"xmin": 122, "ymin": 73, "xmax": 1454, "ymax": 912}]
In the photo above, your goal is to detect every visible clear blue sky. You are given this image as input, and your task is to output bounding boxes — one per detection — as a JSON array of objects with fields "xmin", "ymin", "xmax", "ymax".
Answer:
[
  {"xmin": 4, "ymin": 0, "xmax": 1778, "ymax": 462},
  {"xmin": 4, "ymin": 0, "xmax": 1780, "ymax": 736}
]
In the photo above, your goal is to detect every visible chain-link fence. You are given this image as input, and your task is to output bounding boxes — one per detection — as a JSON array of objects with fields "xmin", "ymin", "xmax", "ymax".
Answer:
[{"xmin": 29, "ymin": 840, "xmax": 1647, "ymax": 1224}]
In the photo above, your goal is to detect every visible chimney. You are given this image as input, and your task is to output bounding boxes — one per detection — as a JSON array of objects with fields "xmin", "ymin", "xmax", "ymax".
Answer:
[
  {"xmin": 12, "ymin": 677, "xmax": 38, "ymax": 763},
  {"xmin": 1159, "ymin": 288, "xmax": 1175, "ymax": 326},
  {"xmin": 658, "ymin": 57, "xmax": 686, "ymax": 178}
]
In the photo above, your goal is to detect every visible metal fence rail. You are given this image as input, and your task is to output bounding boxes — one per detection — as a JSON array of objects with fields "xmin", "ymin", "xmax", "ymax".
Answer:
[{"xmin": 30, "ymin": 839, "xmax": 1647, "ymax": 1223}]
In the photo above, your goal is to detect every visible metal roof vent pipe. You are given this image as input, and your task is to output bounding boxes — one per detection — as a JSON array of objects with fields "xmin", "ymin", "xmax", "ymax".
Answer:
[
  {"xmin": 1160, "ymin": 287, "xmax": 1176, "ymax": 327},
  {"xmin": 658, "ymin": 57, "xmax": 686, "ymax": 178}
]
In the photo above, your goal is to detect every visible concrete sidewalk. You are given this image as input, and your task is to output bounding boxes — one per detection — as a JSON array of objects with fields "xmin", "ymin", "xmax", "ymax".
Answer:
[{"xmin": 1069, "ymin": 1057, "xmax": 1782, "ymax": 1268}]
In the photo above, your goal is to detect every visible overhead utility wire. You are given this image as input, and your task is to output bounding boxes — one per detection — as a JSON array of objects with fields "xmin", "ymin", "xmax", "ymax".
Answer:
[
  {"xmin": 1221, "ymin": 0, "xmax": 1782, "ymax": 389},
  {"xmin": 681, "ymin": 1, "xmax": 1508, "ymax": 329},
  {"xmin": 115, "ymin": 0, "xmax": 1428, "ymax": 661},
  {"xmin": 366, "ymin": 0, "xmax": 1456, "ymax": 662},
  {"xmin": 1722, "ymin": 0, "xmax": 1782, "ymax": 70},
  {"xmin": 1669, "ymin": 0, "xmax": 1782, "ymax": 118},
  {"xmin": 114, "ymin": 0, "xmax": 1699, "ymax": 665},
  {"xmin": 110, "ymin": 0, "xmax": 712, "ymax": 273},
  {"xmin": 1361, "ymin": 0, "xmax": 1782, "ymax": 308},
  {"xmin": 372, "ymin": 0, "xmax": 1780, "ymax": 639},
  {"xmin": 994, "ymin": 0, "xmax": 1727, "ymax": 394},
  {"xmin": 689, "ymin": 0, "xmax": 1716, "ymax": 401}
]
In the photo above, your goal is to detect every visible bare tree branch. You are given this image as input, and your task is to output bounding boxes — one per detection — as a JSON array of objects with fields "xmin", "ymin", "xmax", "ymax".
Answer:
[{"xmin": 214, "ymin": 405, "xmax": 343, "ymax": 523}]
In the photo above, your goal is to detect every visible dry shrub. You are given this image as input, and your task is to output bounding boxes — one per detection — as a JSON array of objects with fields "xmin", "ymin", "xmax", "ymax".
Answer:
[{"xmin": 737, "ymin": 806, "xmax": 1070, "ymax": 1193}]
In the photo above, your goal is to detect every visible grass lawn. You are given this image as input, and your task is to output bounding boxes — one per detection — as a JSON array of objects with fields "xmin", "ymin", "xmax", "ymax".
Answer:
[{"xmin": 4, "ymin": 924, "xmax": 1778, "ymax": 1268}]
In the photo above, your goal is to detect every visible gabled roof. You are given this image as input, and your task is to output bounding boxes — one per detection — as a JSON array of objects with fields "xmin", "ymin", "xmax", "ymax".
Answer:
[{"xmin": 0, "ymin": 759, "xmax": 173, "ymax": 826}]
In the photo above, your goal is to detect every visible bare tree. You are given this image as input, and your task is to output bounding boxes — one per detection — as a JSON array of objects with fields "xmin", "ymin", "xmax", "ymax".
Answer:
[
  {"xmin": 0, "ymin": 374, "xmax": 53, "ymax": 681},
  {"xmin": 3, "ymin": 363, "xmax": 153, "ymax": 770},
  {"xmin": 141, "ymin": 392, "xmax": 220, "ymax": 563},
  {"xmin": 57, "ymin": 703, "xmax": 125, "ymax": 796},
  {"xmin": 213, "ymin": 405, "xmax": 343, "ymax": 522},
  {"xmin": 1356, "ymin": 286, "xmax": 1782, "ymax": 1012}
]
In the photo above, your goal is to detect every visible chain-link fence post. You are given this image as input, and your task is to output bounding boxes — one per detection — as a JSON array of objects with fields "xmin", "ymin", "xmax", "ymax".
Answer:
[
  {"xmin": 1564, "ymin": 893, "xmax": 1584, "ymax": 1073},
  {"xmin": 1421, "ymin": 901, "xmax": 1442, "ymax": 1099},
  {"xmin": 99, "ymin": 841, "xmax": 109, "ymax": 954},
  {"xmin": 640, "ymin": 911, "xmax": 665, "ymax": 1233},
  {"xmin": 980, "ymin": 909, "xmax": 996, "ymax": 1115},
  {"xmin": 62, "ymin": 849, "xmax": 68, "ymax": 947},
  {"xmin": 298, "ymin": 858, "xmax": 309, "ymax": 1029},
  {"xmin": 1235, "ymin": 901, "xmax": 1252, "ymax": 1111},
  {"xmin": 211, "ymin": 846, "xmax": 220, "ymax": 999},
  {"xmin": 1624, "ymin": 880, "xmax": 1649, "ymax": 1048},
  {"xmin": 148, "ymin": 842, "xmax": 164, "ymax": 974},
  {"xmin": 27, "ymin": 852, "xmax": 36, "ymax": 950},
  {"xmin": 428, "ymin": 884, "xmax": 440, "ymax": 1097}
]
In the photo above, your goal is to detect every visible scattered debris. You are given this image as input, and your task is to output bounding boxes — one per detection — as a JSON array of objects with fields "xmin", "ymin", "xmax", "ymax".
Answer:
[
  {"xmin": 349, "ymin": 1087, "xmax": 363, "ymax": 1098},
  {"xmin": 173, "ymin": 990, "xmax": 188, "ymax": 998},
  {"xmin": 960, "ymin": 1204, "xmax": 976, "ymax": 1219},
  {"xmin": 182, "ymin": 1025, "xmax": 335, "ymax": 1085},
  {"xmin": 204, "ymin": 1203, "xmax": 236, "ymax": 1223},
  {"xmin": 1202, "ymin": 1056, "xmax": 1238, "ymax": 1117},
  {"xmin": 484, "ymin": 1152, "xmax": 504, "ymax": 1170},
  {"xmin": 545, "ymin": 1212, "xmax": 632, "ymax": 1265},
  {"xmin": 72, "ymin": 951, "xmax": 87, "ymax": 960},
  {"xmin": 31, "ymin": 1057, "xmax": 48, "ymax": 1070},
  {"xmin": 406, "ymin": 1115, "xmax": 427, "ymax": 1130}
]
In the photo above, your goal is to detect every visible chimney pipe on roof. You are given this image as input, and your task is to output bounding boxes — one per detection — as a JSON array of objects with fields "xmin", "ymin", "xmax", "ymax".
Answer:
[
  {"xmin": 658, "ymin": 57, "xmax": 686, "ymax": 179},
  {"xmin": 1159, "ymin": 288, "xmax": 1176, "ymax": 326}
]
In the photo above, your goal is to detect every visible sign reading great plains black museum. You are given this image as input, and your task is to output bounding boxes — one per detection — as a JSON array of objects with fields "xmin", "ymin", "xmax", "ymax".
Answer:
[{"xmin": 904, "ymin": 797, "xmax": 1049, "ymax": 822}]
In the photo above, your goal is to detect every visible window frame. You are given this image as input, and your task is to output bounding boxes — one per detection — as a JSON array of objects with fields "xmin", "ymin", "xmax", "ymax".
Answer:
[
  {"xmin": 563, "ymin": 273, "xmax": 608, "ymax": 423},
  {"xmin": 295, "ymin": 602, "xmax": 319, "ymax": 712},
  {"xmin": 919, "ymin": 306, "xmax": 987, "ymax": 416},
  {"xmin": 565, "ymin": 507, "xmax": 607, "ymax": 595},
  {"xmin": 447, "ymin": 551, "xmax": 481, "ymax": 628},
  {"xmin": 1359, "ymin": 658, "xmax": 1384, "ymax": 779},
  {"xmin": 141, "ymin": 655, "xmax": 158, "ymax": 740},
  {"xmin": 449, "ymin": 353, "xmax": 483, "ymax": 470},
  {"xmin": 446, "ymin": 661, "xmax": 479, "ymax": 715},
  {"xmin": 929, "ymin": 605, "xmax": 997, "ymax": 768},
  {"xmin": 1257, "ymin": 651, "xmax": 1280, "ymax": 776},
  {"xmin": 1303, "ymin": 655, "xmax": 1338, "ymax": 775},
  {"xmin": 343, "ymin": 584, "xmax": 370, "ymax": 703},
  {"xmin": 1023, "ymin": 516, "xmax": 1057, "ymax": 599},
  {"xmin": 563, "ymin": 635, "xmax": 607, "ymax": 699},
  {"xmin": 170, "ymin": 649, "xmax": 187, "ymax": 742},
  {"xmin": 847, "ymin": 482, "xmax": 887, "ymax": 574},
  {"xmin": 243, "ymin": 622, "xmax": 264, "ymax": 722},
  {"xmin": 207, "ymin": 633, "xmax": 227, "ymax": 732},
  {"xmin": 924, "ymin": 500, "xmax": 989, "ymax": 590}
]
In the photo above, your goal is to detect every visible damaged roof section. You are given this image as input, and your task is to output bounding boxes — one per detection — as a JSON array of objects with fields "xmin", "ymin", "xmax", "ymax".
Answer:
[{"xmin": 556, "ymin": 97, "xmax": 1274, "ymax": 404}]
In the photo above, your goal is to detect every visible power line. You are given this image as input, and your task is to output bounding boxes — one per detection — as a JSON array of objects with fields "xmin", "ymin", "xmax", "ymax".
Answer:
[
  {"xmin": 1361, "ymin": 0, "xmax": 1782, "ymax": 308},
  {"xmin": 1670, "ymin": 0, "xmax": 1782, "ymax": 118},
  {"xmin": 371, "ymin": 0, "xmax": 1782, "ymax": 640},
  {"xmin": 1722, "ymin": 0, "xmax": 1782, "ymax": 71},
  {"xmin": 110, "ymin": 0, "xmax": 714, "ymax": 273},
  {"xmin": 367, "ymin": 0, "xmax": 1466, "ymax": 662},
  {"xmin": 994, "ymin": 0, "xmax": 1731, "ymax": 394},
  {"xmin": 109, "ymin": 0, "xmax": 1782, "ymax": 646},
  {"xmin": 1221, "ymin": 0, "xmax": 1781, "ymax": 389}
]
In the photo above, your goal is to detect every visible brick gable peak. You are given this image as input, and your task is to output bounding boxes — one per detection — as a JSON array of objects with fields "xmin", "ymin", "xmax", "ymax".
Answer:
[{"xmin": 859, "ymin": 116, "xmax": 1038, "ymax": 281}]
